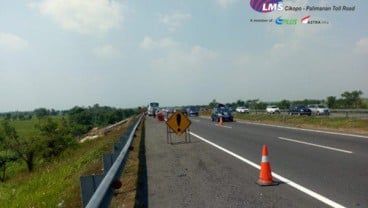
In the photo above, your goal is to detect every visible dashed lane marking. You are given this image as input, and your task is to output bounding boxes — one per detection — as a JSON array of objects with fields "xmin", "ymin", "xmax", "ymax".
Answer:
[
  {"xmin": 190, "ymin": 132, "xmax": 346, "ymax": 208},
  {"xmin": 278, "ymin": 137, "xmax": 353, "ymax": 154}
]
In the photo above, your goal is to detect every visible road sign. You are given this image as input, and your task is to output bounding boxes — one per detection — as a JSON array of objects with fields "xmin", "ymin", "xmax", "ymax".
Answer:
[{"xmin": 166, "ymin": 111, "xmax": 191, "ymax": 136}]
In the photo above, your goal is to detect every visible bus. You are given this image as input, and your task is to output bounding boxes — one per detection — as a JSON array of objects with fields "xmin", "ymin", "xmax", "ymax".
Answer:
[{"xmin": 147, "ymin": 102, "xmax": 159, "ymax": 116}]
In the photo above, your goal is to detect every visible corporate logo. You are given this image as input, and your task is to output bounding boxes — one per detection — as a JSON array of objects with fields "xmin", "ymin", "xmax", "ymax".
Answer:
[
  {"xmin": 275, "ymin": 16, "xmax": 297, "ymax": 25},
  {"xmin": 300, "ymin": 15, "xmax": 329, "ymax": 24},
  {"xmin": 250, "ymin": 0, "xmax": 283, "ymax": 13},
  {"xmin": 301, "ymin": 15, "xmax": 311, "ymax": 24}
]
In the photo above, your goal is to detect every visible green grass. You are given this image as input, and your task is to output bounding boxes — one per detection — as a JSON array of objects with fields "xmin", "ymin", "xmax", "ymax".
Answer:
[
  {"xmin": 0, "ymin": 116, "xmax": 66, "ymax": 179},
  {"xmin": 0, "ymin": 119, "xmax": 129, "ymax": 207},
  {"xmin": 0, "ymin": 116, "xmax": 64, "ymax": 138}
]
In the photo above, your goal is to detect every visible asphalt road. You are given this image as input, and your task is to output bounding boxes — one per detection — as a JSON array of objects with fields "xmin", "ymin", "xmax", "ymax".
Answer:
[{"xmin": 145, "ymin": 116, "xmax": 368, "ymax": 208}]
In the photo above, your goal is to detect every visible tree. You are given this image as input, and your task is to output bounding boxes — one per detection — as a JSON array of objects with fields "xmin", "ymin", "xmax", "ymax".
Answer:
[
  {"xmin": 236, "ymin": 99, "xmax": 246, "ymax": 107},
  {"xmin": 247, "ymin": 99, "xmax": 259, "ymax": 110},
  {"xmin": 208, "ymin": 99, "xmax": 217, "ymax": 109},
  {"xmin": 278, "ymin": 100, "xmax": 291, "ymax": 109},
  {"xmin": 326, "ymin": 96, "xmax": 336, "ymax": 108},
  {"xmin": 36, "ymin": 117, "xmax": 75, "ymax": 159},
  {"xmin": 0, "ymin": 147, "xmax": 18, "ymax": 182},
  {"xmin": 256, "ymin": 102, "xmax": 267, "ymax": 110},
  {"xmin": 1, "ymin": 120, "xmax": 39, "ymax": 172},
  {"xmin": 34, "ymin": 108, "xmax": 49, "ymax": 119},
  {"xmin": 341, "ymin": 90, "xmax": 363, "ymax": 108}
]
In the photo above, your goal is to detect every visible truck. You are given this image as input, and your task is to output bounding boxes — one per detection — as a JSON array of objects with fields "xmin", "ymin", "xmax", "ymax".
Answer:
[{"xmin": 147, "ymin": 102, "xmax": 159, "ymax": 116}]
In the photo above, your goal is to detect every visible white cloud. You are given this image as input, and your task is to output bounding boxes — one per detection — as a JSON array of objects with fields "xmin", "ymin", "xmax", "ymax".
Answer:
[
  {"xmin": 30, "ymin": 0, "xmax": 124, "ymax": 34},
  {"xmin": 154, "ymin": 46, "xmax": 217, "ymax": 69},
  {"xmin": 217, "ymin": 0, "xmax": 240, "ymax": 8},
  {"xmin": 355, "ymin": 37, "xmax": 368, "ymax": 54},
  {"xmin": 140, "ymin": 36, "xmax": 177, "ymax": 50},
  {"xmin": 139, "ymin": 36, "xmax": 218, "ymax": 78},
  {"xmin": 93, "ymin": 44, "xmax": 121, "ymax": 58},
  {"xmin": 0, "ymin": 33, "xmax": 28, "ymax": 51},
  {"xmin": 158, "ymin": 11, "xmax": 191, "ymax": 32}
]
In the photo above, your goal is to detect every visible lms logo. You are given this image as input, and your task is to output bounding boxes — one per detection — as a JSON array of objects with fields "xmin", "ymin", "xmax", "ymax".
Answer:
[{"xmin": 250, "ymin": 0, "xmax": 284, "ymax": 13}]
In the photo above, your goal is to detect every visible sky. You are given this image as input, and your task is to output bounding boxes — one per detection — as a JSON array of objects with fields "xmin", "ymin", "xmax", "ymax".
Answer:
[{"xmin": 0, "ymin": 0, "xmax": 367, "ymax": 112}]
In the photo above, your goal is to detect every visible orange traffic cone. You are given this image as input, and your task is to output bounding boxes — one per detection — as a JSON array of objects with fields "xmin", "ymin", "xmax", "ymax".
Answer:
[
  {"xmin": 257, "ymin": 145, "xmax": 276, "ymax": 186},
  {"xmin": 219, "ymin": 116, "xmax": 223, "ymax": 125}
]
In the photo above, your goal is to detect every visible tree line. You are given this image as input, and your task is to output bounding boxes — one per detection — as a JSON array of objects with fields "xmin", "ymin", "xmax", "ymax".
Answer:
[
  {"xmin": 0, "ymin": 104, "xmax": 138, "ymax": 181},
  {"xmin": 208, "ymin": 90, "xmax": 366, "ymax": 110}
]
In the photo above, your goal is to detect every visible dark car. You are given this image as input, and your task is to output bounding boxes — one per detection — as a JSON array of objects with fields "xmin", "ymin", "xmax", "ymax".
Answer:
[
  {"xmin": 288, "ymin": 105, "xmax": 312, "ymax": 116},
  {"xmin": 186, "ymin": 106, "xmax": 199, "ymax": 116},
  {"xmin": 211, "ymin": 106, "xmax": 234, "ymax": 122},
  {"xmin": 176, "ymin": 107, "xmax": 188, "ymax": 116}
]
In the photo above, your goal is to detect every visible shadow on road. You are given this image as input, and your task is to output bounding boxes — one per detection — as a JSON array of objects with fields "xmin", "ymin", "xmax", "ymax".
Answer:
[{"xmin": 135, "ymin": 123, "xmax": 148, "ymax": 208}]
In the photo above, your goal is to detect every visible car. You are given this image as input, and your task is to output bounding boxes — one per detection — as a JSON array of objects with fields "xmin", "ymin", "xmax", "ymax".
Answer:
[
  {"xmin": 307, "ymin": 104, "xmax": 330, "ymax": 115},
  {"xmin": 266, "ymin": 105, "xmax": 280, "ymax": 114},
  {"xmin": 211, "ymin": 106, "xmax": 234, "ymax": 122},
  {"xmin": 186, "ymin": 106, "xmax": 199, "ymax": 116},
  {"xmin": 288, "ymin": 105, "xmax": 312, "ymax": 116},
  {"xmin": 236, "ymin": 106, "xmax": 249, "ymax": 113}
]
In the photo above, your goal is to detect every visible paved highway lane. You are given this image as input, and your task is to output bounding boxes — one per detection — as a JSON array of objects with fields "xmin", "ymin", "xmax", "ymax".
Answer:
[
  {"xmin": 189, "ymin": 117, "xmax": 368, "ymax": 207},
  {"xmin": 145, "ymin": 117, "xmax": 327, "ymax": 208}
]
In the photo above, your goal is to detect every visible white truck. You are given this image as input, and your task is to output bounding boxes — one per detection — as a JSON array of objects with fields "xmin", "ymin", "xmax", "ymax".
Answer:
[{"xmin": 147, "ymin": 102, "xmax": 159, "ymax": 116}]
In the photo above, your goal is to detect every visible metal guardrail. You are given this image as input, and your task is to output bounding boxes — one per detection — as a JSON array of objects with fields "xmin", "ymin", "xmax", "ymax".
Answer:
[{"xmin": 80, "ymin": 114, "xmax": 144, "ymax": 208}]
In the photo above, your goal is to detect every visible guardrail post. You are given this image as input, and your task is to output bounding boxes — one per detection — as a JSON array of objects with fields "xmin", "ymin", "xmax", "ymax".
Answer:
[
  {"xmin": 103, "ymin": 153, "xmax": 118, "ymax": 173},
  {"xmin": 79, "ymin": 115, "xmax": 144, "ymax": 208},
  {"xmin": 80, "ymin": 175, "xmax": 104, "ymax": 207}
]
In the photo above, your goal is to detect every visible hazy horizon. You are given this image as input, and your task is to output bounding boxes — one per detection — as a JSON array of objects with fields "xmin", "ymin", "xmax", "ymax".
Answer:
[{"xmin": 1, "ymin": 0, "xmax": 367, "ymax": 112}]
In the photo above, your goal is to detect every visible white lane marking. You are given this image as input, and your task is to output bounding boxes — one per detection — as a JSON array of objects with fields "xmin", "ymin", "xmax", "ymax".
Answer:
[
  {"xmin": 278, "ymin": 137, "xmax": 353, "ymax": 154},
  {"xmin": 236, "ymin": 120, "xmax": 368, "ymax": 139},
  {"xmin": 190, "ymin": 132, "xmax": 346, "ymax": 208},
  {"xmin": 191, "ymin": 119, "xmax": 201, "ymax": 122},
  {"xmin": 215, "ymin": 124, "xmax": 232, "ymax": 129}
]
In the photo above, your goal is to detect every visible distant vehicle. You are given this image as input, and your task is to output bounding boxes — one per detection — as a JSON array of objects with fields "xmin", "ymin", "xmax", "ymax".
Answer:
[
  {"xmin": 236, "ymin": 106, "xmax": 249, "ymax": 113},
  {"xmin": 211, "ymin": 106, "xmax": 234, "ymax": 122},
  {"xmin": 164, "ymin": 108, "xmax": 174, "ymax": 113},
  {"xmin": 288, "ymin": 105, "xmax": 312, "ymax": 116},
  {"xmin": 176, "ymin": 107, "xmax": 188, "ymax": 116},
  {"xmin": 307, "ymin": 104, "xmax": 330, "ymax": 115},
  {"xmin": 147, "ymin": 102, "xmax": 159, "ymax": 116},
  {"xmin": 266, "ymin": 105, "xmax": 280, "ymax": 114},
  {"xmin": 186, "ymin": 106, "xmax": 199, "ymax": 116}
]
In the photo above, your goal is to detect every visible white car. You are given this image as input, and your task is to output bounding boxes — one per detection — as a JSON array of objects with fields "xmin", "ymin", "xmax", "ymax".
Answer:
[
  {"xmin": 266, "ymin": 105, "xmax": 280, "ymax": 114},
  {"xmin": 307, "ymin": 104, "xmax": 330, "ymax": 115},
  {"xmin": 236, "ymin": 106, "xmax": 249, "ymax": 113}
]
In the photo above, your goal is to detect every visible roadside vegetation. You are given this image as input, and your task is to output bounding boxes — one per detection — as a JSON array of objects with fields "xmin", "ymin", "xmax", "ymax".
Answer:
[
  {"xmin": 0, "ymin": 105, "xmax": 138, "ymax": 182},
  {"xmin": 207, "ymin": 90, "xmax": 367, "ymax": 111},
  {"xmin": 0, "ymin": 119, "xmax": 131, "ymax": 207}
]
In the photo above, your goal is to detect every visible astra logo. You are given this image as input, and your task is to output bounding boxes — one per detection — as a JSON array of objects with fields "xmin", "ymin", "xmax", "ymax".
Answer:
[
  {"xmin": 301, "ymin": 15, "xmax": 311, "ymax": 24},
  {"xmin": 250, "ymin": 0, "xmax": 284, "ymax": 13}
]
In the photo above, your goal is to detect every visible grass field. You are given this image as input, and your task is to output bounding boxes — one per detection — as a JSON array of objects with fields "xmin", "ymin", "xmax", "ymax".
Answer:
[
  {"xmin": 201, "ymin": 111, "xmax": 368, "ymax": 135},
  {"xmin": 0, "ymin": 118, "xmax": 133, "ymax": 207},
  {"xmin": 0, "ymin": 116, "xmax": 66, "ymax": 179}
]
